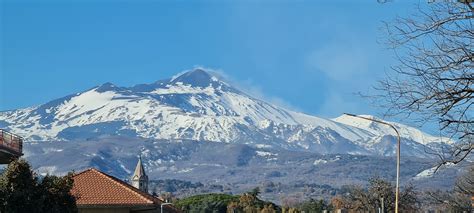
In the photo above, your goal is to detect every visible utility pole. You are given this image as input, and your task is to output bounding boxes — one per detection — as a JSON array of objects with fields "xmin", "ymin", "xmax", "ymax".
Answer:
[
  {"xmin": 161, "ymin": 202, "xmax": 173, "ymax": 213},
  {"xmin": 381, "ymin": 197, "xmax": 384, "ymax": 213},
  {"xmin": 343, "ymin": 113, "xmax": 401, "ymax": 213}
]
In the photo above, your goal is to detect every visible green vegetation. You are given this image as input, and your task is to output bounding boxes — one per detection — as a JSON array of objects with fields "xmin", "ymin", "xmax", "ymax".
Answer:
[
  {"xmin": 296, "ymin": 199, "xmax": 328, "ymax": 212},
  {"xmin": 175, "ymin": 193, "xmax": 239, "ymax": 213},
  {"xmin": 227, "ymin": 188, "xmax": 281, "ymax": 213},
  {"xmin": 175, "ymin": 188, "xmax": 282, "ymax": 213},
  {"xmin": 0, "ymin": 159, "xmax": 77, "ymax": 213},
  {"xmin": 175, "ymin": 191, "xmax": 329, "ymax": 213}
]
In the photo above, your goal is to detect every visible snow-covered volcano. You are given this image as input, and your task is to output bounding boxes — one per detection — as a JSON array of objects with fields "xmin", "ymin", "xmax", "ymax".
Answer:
[{"xmin": 0, "ymin": 68, "xmax": 452, "ymax": 157}]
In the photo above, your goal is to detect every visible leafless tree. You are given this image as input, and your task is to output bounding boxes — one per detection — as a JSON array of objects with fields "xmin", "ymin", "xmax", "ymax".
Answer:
[
  {"xmin": 454, "ymin": 165, "xmax": 474, "ymax": 195},
  {"xmin": 425, "ymin": 166, "xmax": 473, "ymax": 211},
  {"xmin": 338, "ymin": 177, "xmax": 419, "ymax": 212},
  {"xmin": 377, "ymin": 0, "xmax": 473, "ymax": 168}
]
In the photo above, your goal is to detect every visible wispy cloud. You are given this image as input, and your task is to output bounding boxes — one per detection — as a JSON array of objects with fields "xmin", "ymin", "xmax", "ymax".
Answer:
[
  {"xmin": 303, "ymin": 33, "xmax": 386, "ymax": 118},
  {"xmin": 318, "ymin": 92, "xmax": 365, "ymax": 118},
  {"xmin": 233, "ymin": 78, "xmax": 303, "ymax": 112},
  {"xmin": 305, "ymin": 40, "xmax": 370, "ymax": 81},
  {"xmin": 194, "ymin": 66, "xmax": 303, "ymax": 113}
]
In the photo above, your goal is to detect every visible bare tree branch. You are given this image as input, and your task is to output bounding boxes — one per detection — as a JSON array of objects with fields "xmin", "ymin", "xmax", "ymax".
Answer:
[{"xmin": 376, "ymin": 1, "xmax": 473, "ymax": 167}]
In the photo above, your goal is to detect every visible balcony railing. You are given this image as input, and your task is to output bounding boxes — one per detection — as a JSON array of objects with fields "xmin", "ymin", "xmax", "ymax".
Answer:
[{"xmin": 0, "ymin": 129, "xmax": 23, "ymax": 156}]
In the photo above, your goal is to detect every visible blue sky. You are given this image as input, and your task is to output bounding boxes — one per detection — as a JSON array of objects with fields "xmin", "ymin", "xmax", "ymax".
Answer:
[{"xmin": 1, "ymin": 0, "xmax": 416, "ymax": 119}]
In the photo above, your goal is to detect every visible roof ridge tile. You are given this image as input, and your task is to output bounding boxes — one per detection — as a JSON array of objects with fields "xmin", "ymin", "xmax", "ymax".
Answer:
[{"xmin": 89, "ymin": 168, "xmax": 156, "ymax": 204}]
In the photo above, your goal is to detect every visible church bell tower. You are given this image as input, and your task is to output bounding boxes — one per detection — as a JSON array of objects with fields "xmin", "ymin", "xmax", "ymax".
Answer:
[{"xmin": 131, "ymin": 156, "xmax": 148, "ymax": 192}]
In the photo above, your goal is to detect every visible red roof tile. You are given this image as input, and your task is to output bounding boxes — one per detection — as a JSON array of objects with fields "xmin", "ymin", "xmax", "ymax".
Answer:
[{"xmin": 71, "ymin": 168, "xmax": 161, "ymax": 207}]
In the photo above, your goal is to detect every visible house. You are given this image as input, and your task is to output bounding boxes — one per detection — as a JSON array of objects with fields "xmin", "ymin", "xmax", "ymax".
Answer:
[{"xmin": 71, "ymin": 166, "xmax": 179, "ymax": 213}]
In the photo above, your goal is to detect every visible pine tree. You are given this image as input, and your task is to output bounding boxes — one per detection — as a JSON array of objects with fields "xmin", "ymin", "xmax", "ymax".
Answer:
[
  {"xmin": 0, "ymin": 159, "xmax": 77, "ymax": 212},
  {"xmin": 0, "ymin": 159, "xmax": 42, "ymax": 213},
  {"xmin": 40, "ymin": 173, "xmax": 77, "ymax": 213}
]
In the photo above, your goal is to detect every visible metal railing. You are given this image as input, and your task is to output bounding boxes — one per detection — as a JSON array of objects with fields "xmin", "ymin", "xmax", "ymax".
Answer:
[{"xmin": 0, "ymin": 129, "xmax": 23, "ymax": 155}]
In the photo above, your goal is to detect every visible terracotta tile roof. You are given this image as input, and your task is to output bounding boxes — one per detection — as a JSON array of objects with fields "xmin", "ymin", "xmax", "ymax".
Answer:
[{"xmin": 71, "ymin": 168, "xmax": 161, "ymax": 207}]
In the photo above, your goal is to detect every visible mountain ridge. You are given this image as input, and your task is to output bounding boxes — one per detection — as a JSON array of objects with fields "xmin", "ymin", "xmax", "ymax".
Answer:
[{"xmin": 0, "ymin": 68, "xmax": 452, "ymax": 157}]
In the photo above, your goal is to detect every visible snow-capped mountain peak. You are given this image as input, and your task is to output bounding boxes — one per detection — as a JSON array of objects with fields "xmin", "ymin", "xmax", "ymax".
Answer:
[
  {"xmin": 0, "ymin": 68, "xmax": 453, "ymax": 157},
  {"xmin": 170, "ymin": 69, "xmax": 219, "ymax": 87},
  {"xmin": 95, "ymin": 82, "xmax": 121, "ymax": 92}
]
